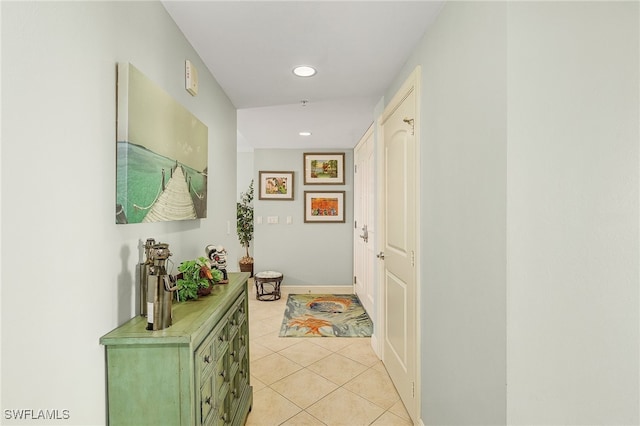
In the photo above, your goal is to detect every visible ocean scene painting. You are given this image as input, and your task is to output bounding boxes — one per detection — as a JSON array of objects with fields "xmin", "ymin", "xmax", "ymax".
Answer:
[{"xmin": 116, "ymin": 63, "xmax": 208, "ymax": 224}]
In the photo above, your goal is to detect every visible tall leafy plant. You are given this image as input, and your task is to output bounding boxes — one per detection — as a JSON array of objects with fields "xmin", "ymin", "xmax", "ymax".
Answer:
[{"xmin": 237, "ymin": 180, "xmax": 254, "ymax": 263}]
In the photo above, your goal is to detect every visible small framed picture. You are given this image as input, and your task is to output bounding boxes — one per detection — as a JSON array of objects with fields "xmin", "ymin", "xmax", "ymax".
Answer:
[
  {"xmin": 303, "ymin": 152, "xmax": 345, "ymax": 185},
  {"xmin": 304, "ymin": 191, "xmax": 345, "ymax": 223},
  {"xmin": 259, "ymin": 171, "xmax": 295, "ymax": 200}
]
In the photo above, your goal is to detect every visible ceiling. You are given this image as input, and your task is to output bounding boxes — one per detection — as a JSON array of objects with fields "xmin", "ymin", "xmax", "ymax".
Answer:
[{"xmin": 162, "ymin": 1, "xmax": 444, "ymax": 151}]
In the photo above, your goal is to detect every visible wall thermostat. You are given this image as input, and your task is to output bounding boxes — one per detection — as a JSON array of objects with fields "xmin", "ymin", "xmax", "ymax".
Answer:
[{"xmin": 185, "ymin": 60, "xmax": 198, "ymax": 96}]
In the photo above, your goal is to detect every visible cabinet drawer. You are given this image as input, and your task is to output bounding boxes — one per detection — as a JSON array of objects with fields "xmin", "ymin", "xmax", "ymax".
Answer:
[
  {"xmin": 199, "ymin": 374, "xmax": 214, "ymax": 424},
  {"xmin": 213, "ymin": 400, "xmax": 231, "ymax": 426},
  {"xmin": 235, "ymin": 294, "xmax": 247, "ymax": 325},
  {"xmin": 213, "ymin": 321, "xmax": 229, "ymax": 359},
  {"xmin": 196, "ymin": 337, "xmax": 215, "ymax": 380},
  {"xmin": 214, "ymin": 355, "xmax": 227, "ymax": 397},
  {"xmin": 229, "ymin": 374, "xmax": 241, "ymax": 418}
]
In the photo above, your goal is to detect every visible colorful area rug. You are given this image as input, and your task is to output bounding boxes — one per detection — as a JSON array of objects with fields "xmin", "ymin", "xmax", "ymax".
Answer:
[{"xmin": 279, "ymin": 294, "xmax": 373, "ymax": 337}]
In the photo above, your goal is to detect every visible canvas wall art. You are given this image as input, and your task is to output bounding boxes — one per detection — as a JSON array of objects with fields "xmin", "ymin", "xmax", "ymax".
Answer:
[{"xmin": 116, "ymin": 63, "xmax": 208, "ymax": 224}]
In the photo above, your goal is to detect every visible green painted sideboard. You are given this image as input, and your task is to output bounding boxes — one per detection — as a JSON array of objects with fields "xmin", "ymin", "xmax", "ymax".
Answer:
[{"xmin": 100, "ymin": 272, "xmax": 252, "ymax": 426}]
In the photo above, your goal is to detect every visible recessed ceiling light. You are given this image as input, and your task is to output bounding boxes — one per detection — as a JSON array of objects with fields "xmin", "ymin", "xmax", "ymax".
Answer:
[
  {"xmin": 293, "ymin": 66, "xmax": 317, "ymax": 77},
  {"xmin": 299, "ymin": 131, "xmax": 312, "ymax": 136}
]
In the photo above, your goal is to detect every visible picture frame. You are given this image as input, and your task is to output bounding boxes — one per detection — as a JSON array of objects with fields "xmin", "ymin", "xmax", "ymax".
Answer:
[
  {"xmin": 303, "ymin": 152, "xmax": 345, "ymax": 185},
  {"xmin": 258, "ymin": 171, "xmax": 295, "ymax": 200},
  {"xmin": 304, "ymin": 191, "xmax": 346, "ymax": 223}
]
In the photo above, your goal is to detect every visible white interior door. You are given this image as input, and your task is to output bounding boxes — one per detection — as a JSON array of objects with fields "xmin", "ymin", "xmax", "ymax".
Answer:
[
  {"xmin": 379, "ymin": 68, "xmax": 419, "ymax": 423},
  {"xmin": 353, "ymin": 124, "xmax": 375, "ymax": 316}
]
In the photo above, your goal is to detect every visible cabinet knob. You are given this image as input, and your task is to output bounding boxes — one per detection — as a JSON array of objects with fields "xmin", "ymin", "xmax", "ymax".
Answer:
[
  {"xmin": 205, "ymin": 396, "xmax": 211, "ymax": 405},
  {"xmin": 204, "ymin": 355, "xmax": 211, "ymax": 364},
  {"xmin": 219, "ymin": 371, "xmax": 226, "ymax": 379}
]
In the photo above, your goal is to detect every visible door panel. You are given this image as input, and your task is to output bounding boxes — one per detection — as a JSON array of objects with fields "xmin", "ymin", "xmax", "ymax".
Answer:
[
  {"xmin": 380, "ymin": 71, "xmax": 418, "ymax": 422},
  {"xmin": 353, "ymin": 125, "xmax": 375, "ymax": 316},
  {"xmin": 385, "ymin": 270, "xmax": 407, "ymax": 365}
]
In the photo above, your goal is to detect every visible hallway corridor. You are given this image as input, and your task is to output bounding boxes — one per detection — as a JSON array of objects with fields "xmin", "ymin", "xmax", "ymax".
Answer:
[{"xmin": 245, "ymin": 281, "xmax": 412, "ymax": 426}]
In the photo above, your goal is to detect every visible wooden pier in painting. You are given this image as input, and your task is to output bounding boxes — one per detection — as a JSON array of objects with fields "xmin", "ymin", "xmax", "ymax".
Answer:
[{"xmin": 142, "ymin": 165, "xmax": 197, "ymax": 222}]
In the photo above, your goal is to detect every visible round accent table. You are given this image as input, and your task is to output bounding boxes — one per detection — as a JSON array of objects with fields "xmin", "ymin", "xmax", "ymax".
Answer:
[{"xmin": 254, "ymin": 271, "xmax": 283, "ymax": 301}]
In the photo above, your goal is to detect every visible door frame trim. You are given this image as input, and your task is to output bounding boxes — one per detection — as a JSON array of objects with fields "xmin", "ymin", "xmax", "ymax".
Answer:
[{"xmin": 376, "ymin": 65, "xmax": 421, "ymax": 423}]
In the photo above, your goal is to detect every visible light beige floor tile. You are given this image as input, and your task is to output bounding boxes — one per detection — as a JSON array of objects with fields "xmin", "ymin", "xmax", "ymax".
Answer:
[
  {"xmin": 370, "ymin": 361, "xmax": 388, "ymax": 374},
  {"xmin": 253, "ymin": 333, "xmax": 302, "ymax": 352},
  {"xmin": 343, "ymin": 367, "xmax": 400, "ymax": 410},
  {"xmin": 279, "ymin": 340, "xmax": 332, "ymax": 366},
  {"xmin": 370, "ymin": 411, "xmax": 413, "ymax": 426},
  {"xmin": 337, "ymin": 338, "xmax": 380, "ymax": 367},
  {"xmin": 388, "ymin": 400, "xmax": 411, "ymax": 421},
  {"xmin": 250, "ymin": 341, "xmax": 274, "ymax": 363},
  {"xmin": 250, "ymin": 375, "xmax": 267, "ymax": 392},
  {"xmin": 307, "ymin": 353, "xmax": 368, "ymax": 386},
  {"xmin": 306, "ymin": 388, "xmax": 385, "ymax": 426},
  {"xmin": 281, "ymin": 411, "xmax": 327, "ymax": 426},
  {"xmin": 308, "ymin": 336, "xmax": 362, "ymax": 352},
  {"xmin": 251, "ymin": 352, "xmax": 303, "ymax": 385},
  {"xmin": 250, "ymin": 320, "xmax": 276, "ymax": 338},
  {"xmin": 245, "ymin": 387, "xmax": 301, "ymax": 426},
  {"xmin": 270, "ymin": 369, "xmax": 338, "ymax": 409},
  {"xmin": 263, "ymin": 313, "xmax": 286, "ymax": 331},
  {"xmin": 248, "ymin": 300, "xmax": 279, "ymax": 318}
]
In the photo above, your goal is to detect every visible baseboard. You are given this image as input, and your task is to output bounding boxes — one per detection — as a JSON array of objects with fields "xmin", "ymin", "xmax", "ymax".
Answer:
[
  {"xmin": 370, "ymin": 333, "xmax": 380, "ymax": 358},
  {"xmin": 282, "ymin": 285, "xmax": 353, "ymax": 295}
]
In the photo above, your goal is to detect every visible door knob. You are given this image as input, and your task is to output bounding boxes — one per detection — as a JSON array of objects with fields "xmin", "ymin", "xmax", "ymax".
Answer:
[{"xmin": 376, "ymin": 252, "xmax": 385, "ymax": 260}]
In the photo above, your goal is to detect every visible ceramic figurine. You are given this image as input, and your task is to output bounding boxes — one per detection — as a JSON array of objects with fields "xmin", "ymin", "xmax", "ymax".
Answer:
[{"xmin": 205, "ymin": 244, "xmax": 229, "ymax": 284}]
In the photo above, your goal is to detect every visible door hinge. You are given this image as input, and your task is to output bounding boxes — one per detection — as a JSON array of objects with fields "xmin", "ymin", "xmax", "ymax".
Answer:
[
  {"xmin": 354, "ymin": 276, "xmax": 357, "ymax": 285},
  {"xmin": 354, "ymin": 164, "xmax": 358, "ymax": 173},
  {"xmin": 403, "ymin": 117, "xmax": 415, "ymax": 136},
  {"xmin": 411, "ymin": 250, "xmax": 415, "ymax": 267},
  {"xmin": 412, "ymin": 382, "xmax": 415, "ymax": 398}
]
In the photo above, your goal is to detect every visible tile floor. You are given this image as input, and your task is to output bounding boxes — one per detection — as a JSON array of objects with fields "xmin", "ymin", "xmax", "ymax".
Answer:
[{"xmin": 245, "ymin": 281, "xmax": 412, "ymax": 426}]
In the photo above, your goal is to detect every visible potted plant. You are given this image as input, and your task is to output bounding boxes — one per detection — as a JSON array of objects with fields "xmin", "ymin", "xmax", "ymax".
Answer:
[
  {"xmin": 176, "ymin": 256, "xmax": 223, "ymax": 301},
  {"xmin": 237, "ymin": 180, "xmax": 254, "ymax": 276}
]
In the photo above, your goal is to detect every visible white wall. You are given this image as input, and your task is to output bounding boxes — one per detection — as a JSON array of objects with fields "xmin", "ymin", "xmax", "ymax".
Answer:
[
  {"xmin": 506, "ymin": 2, "xmax": 639, "ymax": 424},
  {"xmin": 386, "ymin": 1, "xmax": 639, "ymax": 425},
  {"xmin": 237, "ymin": 150, "xmax": 254, "ymax": 202},
  {"xmin": 1, "ymin": 2, "xmax": 238, "ymax": 425},
  {"xmin": 252, "ymin": 149, "xmax": 354, "ymax": 286}
]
